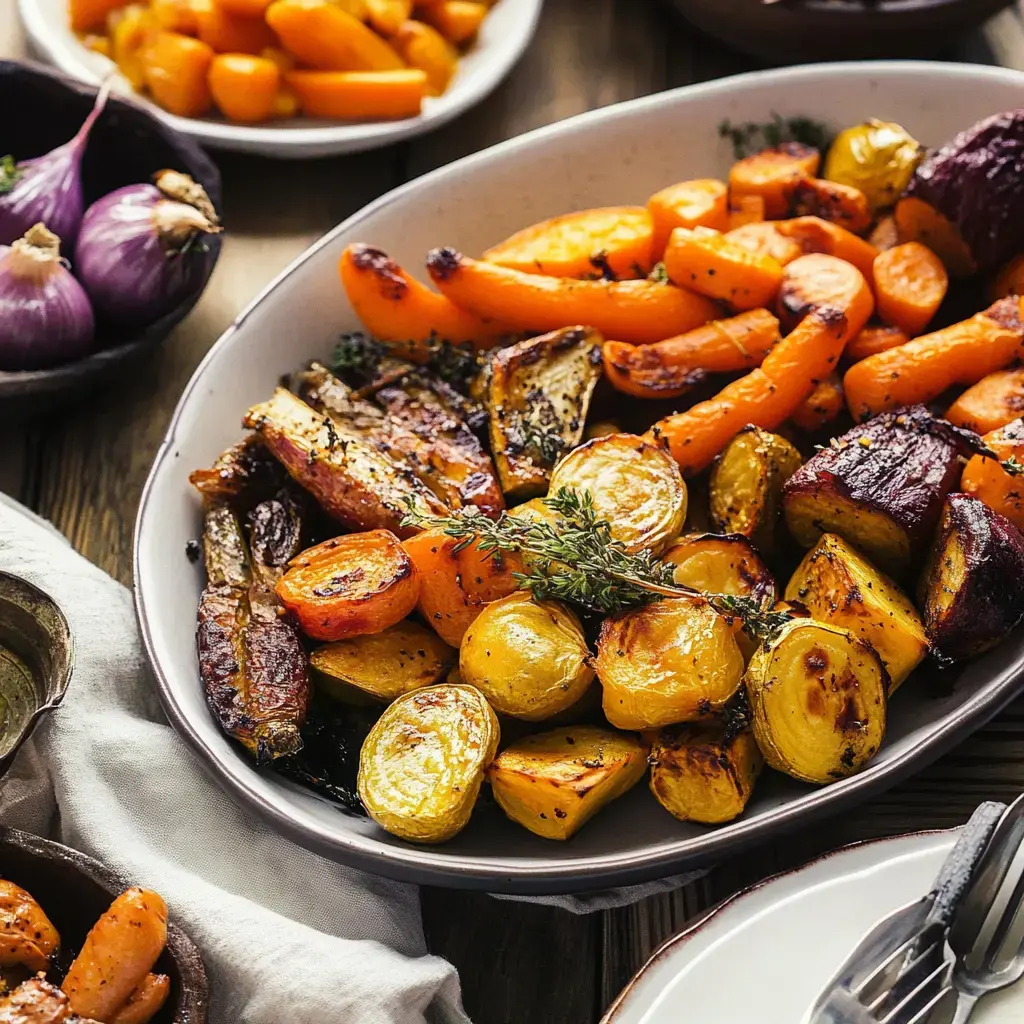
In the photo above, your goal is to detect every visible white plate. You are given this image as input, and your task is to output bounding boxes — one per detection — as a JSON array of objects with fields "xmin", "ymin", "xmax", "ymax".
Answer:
[
  {"xmin": 18, "ymin": 0, "xmax": 543, "ymax": 157},
  {"xmin": 135, "ymin": 61, "xmax": 1024, "ymax": 894},
  {"xmin": 602, "ymin": 829, "xmax": 1023, "ymax": 1024}
]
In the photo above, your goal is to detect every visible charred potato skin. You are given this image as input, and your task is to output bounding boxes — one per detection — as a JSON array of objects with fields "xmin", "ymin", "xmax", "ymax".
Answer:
[
  {"xmin": 358, "ymin": 684, "xmax": 500, "ymax": 844},
  {"xmin": 487, "ymin": 726, "xmax": 648, "ymax": 840},
  {"xmin": 920, "ymin": 493, "xmax": 1024, "ymax": 662},
  {"xmin": 785, "ymin": 533, "xmax": 928, "ymax": 692}
]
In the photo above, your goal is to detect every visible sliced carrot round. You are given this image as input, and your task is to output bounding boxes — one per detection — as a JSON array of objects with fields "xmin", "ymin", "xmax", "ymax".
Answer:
[
  {"xmin": 726, "ymin": 221, "xmax": 802, "ymax": 267},
  {"xmin": 776, "ymin": 252, "xmax": 875, "ymax": 334},
  {"xmin": 872, "ymin": 241, "xmax": 948, "ymax": 337},
  {"xmin": 894, "ymin": 197, "xmax": 977, "ymax": 279},
  {"xmin": 647, "ymin": 179, "xmax": 728, "ymax": 257},
  {"xmin": 728, "ymin": 144, "xmax": 820, "ymax": 219},
  {"xmin": 845, "ymin": 324, "xmax": 910, "ymax": 363}
]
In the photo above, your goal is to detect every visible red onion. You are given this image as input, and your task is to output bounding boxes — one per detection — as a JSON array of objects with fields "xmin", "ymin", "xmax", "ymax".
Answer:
[
  {"xmin": 0, "ymin": 82, "xmax": 110, "ymax": 251},
  {"xmin": 74, "ymin": 170, "xmax": 221, "ymax": 328},
  {"xmin": 0, "ymin": 224, "xmax": 94, "ymax": 371}
]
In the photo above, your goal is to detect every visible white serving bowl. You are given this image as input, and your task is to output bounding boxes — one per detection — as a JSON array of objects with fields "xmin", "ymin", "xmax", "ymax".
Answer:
[
  {"xmin": 19, "ymin": 0, "xmax": 543, "ymax": 158},
  {"xmin": 136, "ymin": 61, "xmax": 1024, "ymax": 894}
]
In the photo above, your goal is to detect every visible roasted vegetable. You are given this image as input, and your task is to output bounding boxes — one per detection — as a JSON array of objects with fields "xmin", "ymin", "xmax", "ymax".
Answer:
[
  {"xmin": 0, "ymin": 882, "xmax": 60, "ymax": 972},
  {"xmin": 487, "ymin": 726, "xmax": 648, "ymax": 840},
  {"xmin": 783, "ymin": 406, "xmax": 972, "ymax": 572},
  {"xmin": 992, "ymin": 254, "xmax": 1024, "ymax": 301},
  {"xmin": 776, "ymin": 252, "xmax": 876, "ymax": 334},
  {"xmin": 872, "ymin": 242, "xmax": 948, "ymax": 338},
  {"xmin": 845, "ymin": 324, "xmax": 910, "ymax": 363},
  {"xmin": 548, "ymin": 432, "xmax": 687, "ymax": 555},
  {"xmin": 187, "ymin": 436, "xmax": 286, "ymax": 507},
  {"xmin": 919, "ymin": 493, "xmax": 1024, "ymax": 662},
  {"xmin": 960, "ymin": 419, "xmax": 1024, "ymax": 532},
  {"xmin": 596, "ymin": 597, "xmax": 744, "ymax": 730},
  {"xmin": 728, "ymin": 143, "xmax": 821, "ymax": 219},
  {"xmin": 776, "ymin": 216, "xmax": 878, "ymax": 279},
  {"xmin": 243, "ymin": 387, "xmax": 446, "ymax": 535},
  {"xmin": 792, "ymin": 373, "xmax": 845, "ymax": 432},
  {"xmin": 485, "ymin": 326, "xmax": 603, "ymax": 499},
  {"xmin": 357, "ymin": 683, "xmax": 499, "ymax": 843},
  {"xmin": 946, "ymin": 368, "xmax": 1024, "ymax": 435},
  {"xmin": 109, "ymin": 973, "xmax": 170, "ymax": 1024},
  {"xmin": 726, "ymin": 221, "xmax": 802, "ymax": 267},
  {"xmin": 894, "ymin": 197, "xmax": 977, "ymax": 279},
  {"xmin": 709, "ymin": 426, "xmax": 802, "ymax": 553},
  {"xmin": 823, "ymin": 119, "xmax": 922, "ymax": 212},
  {"xmin": 787, "ymin": 178, "xmax": 872, "ymax": 236},
  {"xmin": 745, "ymin": 619, "xmax": 889, "ymax": 785},
  {"xmin": 785, "ymin": 533, "xmax": 928, "ymax": 692},
  {"xmin": 664, "ymin": 533, "xmax": 775, "ymax": 604},
  {"xmin": 459, "ymin": 593, "xmax": 594, "ymax": 721},
  {"xmin": 648, "ymin": 179, "xmax": 729, "ymax": 255},
  {"xmin": 0, "ymin": 976, "xmax": 71, "ymax": 1023},
  {"xmin": 648, "ymin": 723, "xmax": 763, "ymax": 825},
  {"xmin": 310, "ymin": 621, "xmax": 455, "ymax": 704},
  {"xmin": 276, "ymin": 531, "xmax": 419, "ymax": 642}
]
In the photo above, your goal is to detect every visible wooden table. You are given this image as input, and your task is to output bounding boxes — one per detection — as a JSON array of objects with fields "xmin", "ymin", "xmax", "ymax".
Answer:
[{"xmin": 5, "ymin": 3, "xmax": 1024, "ymax": 1021}]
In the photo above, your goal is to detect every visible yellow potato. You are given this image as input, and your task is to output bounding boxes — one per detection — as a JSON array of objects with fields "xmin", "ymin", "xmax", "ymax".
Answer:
[{"xmin": 0, "ymin": 881, "xmax": 60, "ymax": 972}]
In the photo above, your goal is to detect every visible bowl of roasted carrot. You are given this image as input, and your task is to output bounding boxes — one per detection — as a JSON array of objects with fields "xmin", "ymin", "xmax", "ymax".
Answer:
[
  {"xmin": 136, "ymin": 61, "xmax": 1024, "ymax": 894},
  {"xmin": 19, "ymin": 0, "xmax": 543, "ymax": 157}
]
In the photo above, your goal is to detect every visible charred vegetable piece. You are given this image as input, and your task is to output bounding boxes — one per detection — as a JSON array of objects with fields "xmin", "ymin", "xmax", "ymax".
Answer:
[
  {"xmin": 0, "ymin": 882, "xmax": 60, "ymax": 973},
  {"xmin": 311, "ymin": 621, "xmax": 455, "ymax": 704},
  {"xmin": 822, "ymin": 120, "xmax": 922, "ymax": 212},
  {"xmin": 792, "ymin": 372, "xmax": 845, "ymax": 432},
  {"xmin": 596, "ymin": 597, "xmax": 744, "ymax": 730},
  {"xmin": 0, "ymin": 976, "xmax": 70, "ymax": 1024},
  {"xmin": 548, "ymin": 432, "xmax": 687, "ymax": 555},
  {"xmin": 487, "ymin": 726, "xmax": 648, "ymax": 840},
  {"xmin": 894, "ymin": 197, "xmax": 977, "ymax": 280},
  {"xmin": 782, "ymin": 406, "xmax": 972, "ymax": 572},
  {"xmin": 460, "ymin": 593, "xmax": 594, "ymax": 721},
  {"xmin": 357, "ymin": 683, "xmax": 500, "ymax": 843},
  {"xmin": 745, "ymin": 619, "xmax": 889, "ymax": 785},
  {"xmin": 243, "ymin": 387, "xmax": 447, "ymax": 535},
  {"xmin": 648, "ymin": 723, "xmax": 763, "ymax": 825},
  {"xmin": 709, "ymin": 426, "xmax": 802, "ymax": 554},
  {"xmin": 728, "ymin": 143, "xmax": 821, "ymax": 220},
  {"xmin": 919, "ymin": 493, "xmax": 1024, "ymax": 662},
  {"xmin": 786, "ymin": 178, "xmax": 872, "ymax": 236},
  {"xmin": 946, "ymin": 368, "xmax": 1024, "ymax": 436},
  {"xmin": 486, "ymin": 326, "xmax": 603, "ymax": 499},
  {"xmin": 108, "ymin": 972, "xmax": 170, "ymax": 1024},
  {"xmin": 960, "ymin": 419, "xmax": 1024, "ymax": 533},
  {"xmin": 785, "ymin": 533, "xmax": 928, "ymax": 692},
  {"xmin": 187, "ymin": 435, "xmax": 287, "ymax": 507}
]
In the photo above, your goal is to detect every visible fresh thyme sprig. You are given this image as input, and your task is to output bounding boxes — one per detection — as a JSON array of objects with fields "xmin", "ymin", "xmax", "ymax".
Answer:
[
  {"xmin": 0, "ymin": 155, "xmax": 20, "ymax": 196},
  {"xmin": 718, "ymin": 114, "xmax": 833, "ymax": 160}
]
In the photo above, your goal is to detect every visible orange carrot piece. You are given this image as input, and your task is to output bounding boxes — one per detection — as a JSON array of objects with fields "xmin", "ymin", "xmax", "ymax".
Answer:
[
  {"xmin": 392, "ymin": 18, "xmax": 456, "ymax": 95},
  {"xmin": 424, "ymin": 248, "xmax": 719, "ymax": 345},
  {"xmin": 776, "ymin": 216, "xmax": 878, "ymax": 279},
  {"xmin": 895, "ymin": 196, "xmax": 977, "ymax": 279},
  {"xmin": 647, "ymin": 179, "xmax": 729, "ymax": 256},
  {"xmin": 872, "ymin": 242, "xmax": 948, "ymax": 337},
  {"xmin": 728, "ymin": 144, "xmax": 820, "ymax": 220},
  {"xmin": 150, "ymin": 0, "xmax": 200, "ymax": 33},
  {"xmin": 421, "ymin": 0, "xmax": 486, "ymax": 44},
  {"xmin": 788, "ymin": 178, "xmax": 872, "ymax": 235},
  {"xmin": 869, "ymin": 214, "xmax": 899, "ymax": 252},
  {"xmin": 286, "ymin": 69, "xmax": 425, "ymax": 119},
  {"xmin": 208, "ymin": 54, "xmax": 280, "ymax": 122},
  {"xmin": 338, "ymin": 244, "xmax": 509, "ymax": 353},
  {"xmin": 726, "ymin": 194, "xmax": 766, "ymax": 230},
  {"xmin": 790, "ymin": 372, "xmax": 844, "ymax": 431},
  {"xmin": 946, "ymin": 367, "xmax": 1024, "ymax": 435},
  {"xmin": 482, "ymin": 207, "xmax": 655, "ymax": 280},
  {"xmin": 992, "ymin": 254, "xmax": 1024, "ymax": 301},
  {"xmin": 109, "ymin": 974, "xmax": 171, "ymax": 1024},
  {"xmin": 844, "ymin": 296, "xmax": 1024, "ymax": 421},
  {"xmin": 602, "ymin": 308, "xmax": 781, "ymax": 400},
  {"xmin": 194, "ymin": 2, "xmax": 276, "ymax": 53},
  {"xmin": 365, "ymin": 0, "xmax": 413, "ymax": 35},
  {"xmin": 213, "ymin": 0, "xmax": 272, "ymax": 16},
  {"xmin": 961, "ymin": 419, "xmax": 1024, "ymax": 533},
  {"xmin": 776, "ymin": 252, "xmax": 875, "ymax": 334},
  {"xmin": 664, "ymin": 226, "xmax": 783, "ymax": 312},
  {"xmin": 70, "ymin": 0, "xmax": 128, "ymax": 31},
  {"xmin": 726, "ymin": 221, "xmax": 802, "ymax": 267},
  {"xmin": 142, "ymin": 31, "xmax": 214, "ymax": 117},
  {"xmin": 267, "ymin": 0, "xmax": 405, "ymax": 70},
  {"xmin": 845, "ymin": 324, "xmax": 910, "ymax": 363}
]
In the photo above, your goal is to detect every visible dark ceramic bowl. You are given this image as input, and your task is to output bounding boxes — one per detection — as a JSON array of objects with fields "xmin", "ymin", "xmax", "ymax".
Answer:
[
  {"xmin": 0, "ymin": 827, "xmax": 208, "ymax": 1024},
  {"xmin": 0, "ymin": 61, "xmax": 222, "ymax": 421},
  {"xmin": 666, "ymin": 0, "xmax": 1014, "ymax": 62}
]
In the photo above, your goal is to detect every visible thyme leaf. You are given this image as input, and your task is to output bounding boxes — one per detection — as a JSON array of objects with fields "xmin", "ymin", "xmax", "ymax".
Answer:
[
  {"xmin": 718, "ymin": 113, "xmax": 833, "ymax": 159},
  {"xmin": 0, "ymin": 155, "xmax": 20, "ymax": 196}
]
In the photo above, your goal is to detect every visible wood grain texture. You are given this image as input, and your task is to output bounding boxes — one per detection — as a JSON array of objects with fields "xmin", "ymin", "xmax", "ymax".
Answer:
[{"xmin": 0, "ymin": 1, "xmax": 1018, "ymax": 1022}]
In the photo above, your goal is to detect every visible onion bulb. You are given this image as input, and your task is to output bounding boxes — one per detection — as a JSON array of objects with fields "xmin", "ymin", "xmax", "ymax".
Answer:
[
  {"xmin": 74, "ymin": 170, "xmax": 221, "ymax": 328},
  {"xmin": 0, "ymin": 223, "xmax": 94, "ymax": 371}
]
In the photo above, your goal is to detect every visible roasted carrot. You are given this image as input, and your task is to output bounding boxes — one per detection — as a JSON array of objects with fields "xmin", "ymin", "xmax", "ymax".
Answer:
[
  {"xmin": 791, "ymin": 372, "xmax": 844, "ymax": 431},
  {"xmin": 647, "ymin": 179, "xmax": 729, "ymax": 256},
  {"xmin": 776, "ymin": 216, "xmax": 878, "ymax": 279},
  {"xmin": 725, "ymin": 221, "xmax": 802, "ymax": 267},
  {"xmin": 663, "ymin": 226, "xmax": 783, "ymax": 312},
  {"xmin": 844, "ymin": 296, "xmax": 1024, "ymax": 421},
  {"xmin": 992, "ymin": 254, "xmax": 1024, "ymax": 300},
  {"xmin": 726, "ymin": 195, "xmax": 765, "ymax": 230},
  {"xmin": 895, "ymin": 196, "xmax": 977, "ymax": 279},
  {"xmin": 424, "ymin": 248, "xmax": 719, "ymax": 344},
  {"xmin": 208, "ymin": 54, "xmax": 280, "ymax": 122},
  {"xmin": 728, "ymin": 144, "xmax": 820, "ymax": 219},
  {"xmin": 194, "ymin": 3, "xmax": 276, "ymax": 54},
  {"xmin": 338, "ymin": 244, "xmax": 509, "ymax": 353},
  {"xmin": 70, "ymin": 0, "xmax": 128, "ymax": 30},
  {"xmin": 150, "ymin": 0, "xmax": 199, "ymax": 33},
  {"xmin": 213, "ymin": 0, "xmax": 272, "ymax": 16},
  {"xmin": 602, "ymin": 309, "xmax": 781, "ymax": 399},
  {"xmin": 787, "ymin": 178, "xmax": 872, "ymax": 235},
  {"xmin": 869, "ymin": 214, "xmax": 900, "ymax": 252},
  {"xmin": 872, "ymin": 242, "xmax": 948, "ymax": 337},
  {"xmin": 845, "ymin": 324, "xmax": 910, "ymax": 363},
  {"xmin": 366, "ymin": 0, "xmax": 413, "ymax": 34},
  {"xmin": 421, "ymin": 0, "xmax": 487, "ymax": 44},
  {"xmin": 0, "ymin": 881, "xmax": 60, "ymax": 972},
  {"xmin": 392, "ymin": 19, "xmax": 456, "ymax": 95},
  {"xmin": 482, "ymin": 207, "xmax": 655, "ymax": 280},
  {"xmin": 286, "ymin": 69, "xmax": 426, "ymax": 118},
  {"xmin": 142, "ymin": 31, "xmax": 214, "ymax": 118},
  {"xmin": 961, "ymin": 419, "xmax": 1024, "ymax": 533},
  {"xmin": 63, "ymin": 889, "xmax": 167, "ymax": 1022},
  {"xmin": 109, "ymin": 974, "xmax": 171, "ymax": 1024},
  {"xmin": 777, "ymin": 252, "xmax": 876, "ymax": 334},
  {"xmin": 946, "ymin": 368, "xmax": 1024, "ymax": 435}
]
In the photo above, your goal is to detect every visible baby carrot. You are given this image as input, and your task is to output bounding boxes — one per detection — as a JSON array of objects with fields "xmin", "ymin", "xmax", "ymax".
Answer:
[
  {"xmin": 208, "ymin": 54, "xmax": 280, "ymax": 123},
  {"xmin": 895, "ymin": 196, "xmax": 977, "ymax": 279},
  {"xmin": 946, "ymin": 367, "xmax": 1024, "ymax": 435},
  {"xmin": 728, "ymin": 144, "xmax": 820, "ymax": 219},
  {"xmin": 776, "ymin": 216, "xmax": 878, "ymax": 279},
  {"xmin": 961, "ymin": 419, "xmax": 1024, "ymax": 533},
  {"xmin": 725, "ymin": 221, "xmax": 802, "ymax": 267},
  {"xmin": 421, "ymin": 0, "xmax": 487, "ymax": 44},
  {"xmin": 788, "ymin": 178, "xmax": 872, "ymax": 235},
  {"xmin": 142, "ymin": 32, "xmax": 214, "ymax": 118},
  {"xmin": 873, "ymin": 242, "xmax": 948, "ymax": 337},
  {"xmin": 267, "ymin": 0, "xmax": 405, "ymax": 70},
  {"xmin": 194, "ymin": 3, "xmax": 277, "ymax": 54},
  {"xmin": 777, "ymin": 252, "xmax": 876, "ymax": 334},
  {"xmin": 647, "ymin": 179, "xmax": 729, "ymax": 256},
  {"xmin": 286, "ymin": 69, "xmax": 426, "ymax": 118},
  {"xmin": 365, "ymin": 0, "xmax": 414, "ymax": 35},
  {"xmin": 790, "ymin": 372, "xmax": 844, "ymax": 432},
  {"xmin": 726, "ymin": 195, "xmax": 765, "ymax": 230},
  {"xmin": 845, "ymin": 324, "xmax": 910, "ymax": 363},
  {"xmin": 392, "ymin": 19, "xmax": 457, "ymax": 95}
]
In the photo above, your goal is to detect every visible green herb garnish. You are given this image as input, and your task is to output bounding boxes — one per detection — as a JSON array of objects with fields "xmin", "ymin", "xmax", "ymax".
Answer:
[
  {"xmin": 648, "ymin": 262, "xmax": 670, "ymax": 284},
  {"xmin": 0, "ymin": 155, "xmax": 21, "ymax": 196},
  {"xmin": 718, "ymin": 113, "xmax": 833, "ymax": 159}
]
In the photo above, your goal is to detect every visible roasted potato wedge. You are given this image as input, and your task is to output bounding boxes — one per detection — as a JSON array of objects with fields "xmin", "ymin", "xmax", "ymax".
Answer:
[
  {"xmin": 919, "ymin": 494, "xmax": 1024, "ymax": 662},
  {"xmin": 310, "ymin": 621, "xmax": 455, "ymax": 704},
  {"xmin": 486, "ymin": 326, "xmax": 604, "ymax": 499},
  {"xmin": 460, "ymin": 593, "xmax": 594, "ymax": 721},
  {"xmin": 648, "ymin": 723, "xmax": 763, "ymax": 825},
  {"xmin": 0, "ymin": 881, "xmax": 60, "ymax": 972},
  {"xmin": 745, "ymin": 619, "xmax": 889, "ymax": 785},
  {"xmin": 785, "ymin": 533, "xmax": 928, "ymax": 692},
  {"xmin": 487, "ymin": 726, "xmax": 648, "ymax": 840},
  {"xmin": 596, "ymin": 597, "xmax": 744, "ymax": 730},
  {"xmin": 548, "ymin": 432, "xmax": 687, "ymax": 555},
  {"xmin": 357, "ymin": 683, "xmax": 500, "ymax": 843},
  {"xmin": 709, "ymin": 426, "xmax": 802, "ymax": 554}
]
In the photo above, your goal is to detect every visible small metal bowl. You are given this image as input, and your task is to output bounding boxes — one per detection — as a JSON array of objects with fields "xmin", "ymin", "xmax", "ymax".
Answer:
[
  {"xmin": 0, "ymin": 827, "xmax": 208, "ymax": 1024},
  {"xmin": 0, "ymin": 572, "xmax": 73, "ymax": 773}
]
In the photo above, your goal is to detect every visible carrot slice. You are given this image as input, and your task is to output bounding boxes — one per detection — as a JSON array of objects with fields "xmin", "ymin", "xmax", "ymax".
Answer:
[
  {"xmin": 365, "ymin": 0, "xmax": 414, "ymax": 35},
  {"xmin": 726, "ymin": 195, "xmax": 765, "ymax": 230},
  {"xmin": 647, "ymin": 179, "xmax": 729, "ymax": 256},
  {"xmin": 961, "ymin": 419, "xmax": 1024, "ymax": 533},
  {"xmin": 424, "ymin": 248, "xmax": 719, "ymax": 345},
  {"xmin": 142, "ymin": 31, "xmax": 214, "ymax": 118},
  {"xmin": 338, "ymin": 244, "xmax": 509, "ymax": 353},
  {"xmin": 482, "ymin": 207, "xmax": 655, "ymax": 280},
  {"xmin": 788, "ymin": 178, "xmax": 872, "ymax": 235},
  {"xmin": 728, "ymin": 144, "xmax": 820, "ymax": 219},
  {"xmin": 894, "ymin": 196, "xmax": 977, "ymax": 279},
  {"xmin": 286, "ymin": 69, "xmax": 426, "ymax": 119},
  {"xmin": 845, "ymin": 324, "xmax": 910, "ymax": 363},
  {"xmin": 213, "ymin": 0, "xmax": 271, "ymax": 16},
  {"xmin": 267, "ymin": 0, "xmax": 404, "ymax": 70},
  {"xmin": 392, "ymin": 19, "xmax": 456, "ymax": 95},
  {"xmin": 664, "ymin": 226, "xmax": 783, "ymax": 312},
  {"xmin": 194, "ymin": 4, "xmax": 276, "ymax": 53},
  {"xmin": 790, "ymin": 372, "xmax": 844, "ymax": 431},
  {"xmin": 208, "ymin": 55, "xmax": 281, "ymax": 123},
  {"xmin": 843, "ymin": 296, "xmax": 1024, "ymax": 421},
  {"xmin": 777, "ymin": 252, "xmax": 876, "ymax": 334},
  {"xmin": 946, "ymin": 368, "xmax": 1024, "ymax": 435},
  {"xmin": 992, "ymin": 254, "xmax": 1024, "ymax": 301},
  {"xmin": 872, "ymin": 242, "xmax": 948, "ymax": 337},
  {"xmin": 726, "ymin": 221, "xmax": 802, "ymax": 267},
  {"xmin": 422, "ymin": 0, "xmax": 487, "ymax": 45},
  {"xmin": 776, "ymin": 216, "xmax": 878, "ymax": 279},
  {"xmin": 602, "ymin": 309, "xmax": 781, "ymax": 400}
]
